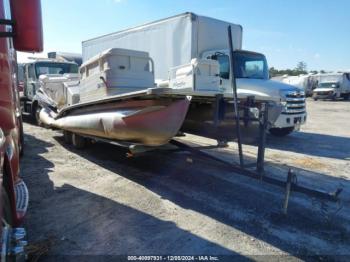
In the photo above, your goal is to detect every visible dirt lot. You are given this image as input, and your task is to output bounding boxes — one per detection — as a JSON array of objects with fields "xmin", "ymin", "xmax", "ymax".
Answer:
[{"xmin": 21, "ymin": 99, "xmax": 350, "ymax": 260}]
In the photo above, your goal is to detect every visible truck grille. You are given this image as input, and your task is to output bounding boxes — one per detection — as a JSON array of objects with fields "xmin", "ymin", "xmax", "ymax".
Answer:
[{"xmin": 284, "ymin": 92, "xmax": 306, "ymax": 114}]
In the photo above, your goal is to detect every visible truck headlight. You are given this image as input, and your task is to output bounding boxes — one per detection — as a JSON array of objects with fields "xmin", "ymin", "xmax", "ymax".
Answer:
[{"xmin": 280, "ymin": 101, "xmax": 287, "ymax": 107}]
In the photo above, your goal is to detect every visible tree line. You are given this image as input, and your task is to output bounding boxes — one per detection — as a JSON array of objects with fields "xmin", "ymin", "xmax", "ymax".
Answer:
[{"xmin": 269, "ymin": 61, "xmax": 326, "ymax": 77}]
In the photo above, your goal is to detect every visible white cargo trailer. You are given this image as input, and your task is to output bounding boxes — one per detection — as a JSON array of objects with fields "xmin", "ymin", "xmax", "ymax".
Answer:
[
  {"xmin": 82, "ymin": 12, "xmax": 307, "ymax": 137},
  {"xmin": 83, "ymin": 13, "xmax": 242, "ymax": 81},
  {"xmin": 274, "ymin": 74, "xmax": 314, "ymax": 96}
]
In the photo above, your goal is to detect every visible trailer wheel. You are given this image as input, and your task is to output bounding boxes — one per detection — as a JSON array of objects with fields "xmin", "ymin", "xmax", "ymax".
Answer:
[
  {"xmin": 342, "ymin": 93, "xmax": 350, "ymax": 100},
  {"xmin": 63, "ymin": 131, "xmax": 72, "ymax": 144},
  {"xmin": 72, "ymin": 133, "xmax": 86, "ymax": 149},
  {"xmin": 269, "ymin": 127, "xmax": 294, "ymax": 137},
  {"xmin": 33, "ymin": 104, "xmax": 43, "ymax": 126}
]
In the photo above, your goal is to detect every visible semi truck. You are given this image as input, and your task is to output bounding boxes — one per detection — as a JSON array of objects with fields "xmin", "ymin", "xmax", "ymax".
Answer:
[
  {"xmin": 82, "ymin": 12, "xmax": 307, "ymax": 137},
  {"xmin": 0, "ymin": 0, "xmax": 43, "ymax": 260},
  {"xmin": 47, "ymin": 51, "xmax": 83, "ymax": 66},
  {"xmin": 20, "ymin": 58, "xmax": 79, "ymax": 124}
]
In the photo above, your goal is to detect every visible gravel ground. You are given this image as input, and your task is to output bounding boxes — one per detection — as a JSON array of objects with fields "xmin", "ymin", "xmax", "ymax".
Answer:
[{"xmin": 20, "ymin": 99, "xmax": 350, "ymax": 261}]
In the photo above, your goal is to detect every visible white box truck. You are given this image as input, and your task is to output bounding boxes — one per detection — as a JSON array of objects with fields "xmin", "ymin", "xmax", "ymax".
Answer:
[
  {"xmin": 82, "ymin": 12, "xmax": 307, "ymax": 136},
  {"xmin": 312, "ymin": 73, "xmax": 350, "ymax": 100}
]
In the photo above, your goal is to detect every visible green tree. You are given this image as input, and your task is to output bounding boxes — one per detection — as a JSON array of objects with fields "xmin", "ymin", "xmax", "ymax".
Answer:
[{"xmin": 296, "ymin": 61, "xmax": 307, "ymax": 73}]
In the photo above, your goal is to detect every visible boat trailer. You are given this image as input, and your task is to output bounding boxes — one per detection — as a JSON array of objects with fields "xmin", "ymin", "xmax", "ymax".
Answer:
[
  {"xmin": 169, "ymin": 96, "xmax": 342, "ymax": 215},
  {"xmin": 166, "ymin": 25, "xmax": 343, "ymax": 212}
]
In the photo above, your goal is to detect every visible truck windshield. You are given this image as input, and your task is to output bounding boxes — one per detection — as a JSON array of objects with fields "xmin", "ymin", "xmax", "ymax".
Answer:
[
  {"xmin": 35, "ymin": 62, "xmax": 79, "ymax": 78},
  {"xmin": 319, "ymin": 82, "xmax": 339, "ymax": 88},
  {"xmin": 212, "ymin": 52, "xmax": 269, "ymax": 80},
  {"xmin": 233, "ymin": 52, "xmax": 269, "ymax": 80}
]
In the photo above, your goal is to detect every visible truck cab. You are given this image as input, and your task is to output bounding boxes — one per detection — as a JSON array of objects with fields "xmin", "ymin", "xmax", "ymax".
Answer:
[
  {"xmin": 21, "ymin": 59, "xmax": 79, "ymax": 123},
  {"xmin": 202, "ymin": 49, "xmax": 307, "ymax": 136}
]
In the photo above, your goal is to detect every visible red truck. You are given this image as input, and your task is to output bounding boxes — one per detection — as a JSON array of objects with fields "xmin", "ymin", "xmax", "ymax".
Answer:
[{"xmin": 0, "ymin": 0, "xmax": 43, "ymax": 260}]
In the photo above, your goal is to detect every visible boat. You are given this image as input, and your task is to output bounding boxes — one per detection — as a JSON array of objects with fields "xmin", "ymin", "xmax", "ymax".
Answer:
[{"xmin": 37, "ymin": 48, "xmax": 190, "ymax": 147}]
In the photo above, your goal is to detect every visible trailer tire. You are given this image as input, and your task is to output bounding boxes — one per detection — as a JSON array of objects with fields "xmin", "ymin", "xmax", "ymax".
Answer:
[
  {"xmin": 72, "ymin": 133, "xmax": 86, "ymax": 149},
  {"xmin": 342, "ymin": 93, "xmax": 350, "ymax": 100},
  {"xmin": 33, "ymin": 104, "xmax": 43, "ymax": 126},
  {"xmin": 63, "ymin": 131, "xmax": 72, "ymax": 144},
  {"xmin": 269, "ymin": 127, "xmax": 294, "ymax": 137}
]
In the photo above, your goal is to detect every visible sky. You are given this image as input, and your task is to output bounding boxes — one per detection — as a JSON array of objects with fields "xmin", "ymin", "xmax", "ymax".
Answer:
[{"xmin": 17, "ymin": 0, "xmax": 350, "ymax": 71}]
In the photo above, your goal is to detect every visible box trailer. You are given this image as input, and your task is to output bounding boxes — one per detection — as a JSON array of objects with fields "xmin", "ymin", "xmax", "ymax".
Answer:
[{"xmin": 83, "ymin": 13, "xmax": 242, "ymax": 81}]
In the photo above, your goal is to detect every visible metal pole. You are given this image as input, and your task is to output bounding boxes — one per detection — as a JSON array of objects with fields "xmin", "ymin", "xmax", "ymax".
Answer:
[
  {"xmin": 227, "ymin": 25, "xmax": 244, "ymax": 167},
  {"xmin": 257, "ymin": 103, "xmax": 268, "ymax": 175},
  {"xmin": 283, "ymin": 169, "xmax": 294, "ymax": 215}
]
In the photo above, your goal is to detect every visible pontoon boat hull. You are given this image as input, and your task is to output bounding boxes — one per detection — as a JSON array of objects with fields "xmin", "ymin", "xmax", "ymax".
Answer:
[{"xmin": 40, "ymin": 97, "xmax": 190, "ymax": 146}]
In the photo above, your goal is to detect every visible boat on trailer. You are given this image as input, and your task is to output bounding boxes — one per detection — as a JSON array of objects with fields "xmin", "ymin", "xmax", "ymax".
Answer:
[{"xmin": 37, "ymin": 48, "xmax": 191, "ymax": 148}]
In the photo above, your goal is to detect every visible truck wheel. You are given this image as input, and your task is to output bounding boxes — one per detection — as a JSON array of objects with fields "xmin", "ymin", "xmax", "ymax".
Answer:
[
  {"xmin": 34, "ymin": 104, "xmax": 43, "ymax": 126},
  {"xmin": 63, "ymin": 131, "xmax": 72, "ymax": 144},
  {"xmin": 2, "ymin": 187, "xmax": 13, "ymax": 260},
  {"xmin": 2, "ymin": 186, "xmax": 27, "ymax": 261},
  {"xmin": 72, "ymin": 133, "xmax": 86, "ymax": 149},
  {"xmin": 313, "ymin": 98, "xmax": 318, "ymax": 101},
  {"xmin": 269, "ymin": 127, "xmax": 294, "ymax": 137}
]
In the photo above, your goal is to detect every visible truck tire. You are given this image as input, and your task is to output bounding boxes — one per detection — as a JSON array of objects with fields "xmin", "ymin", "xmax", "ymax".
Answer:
[
  {"xmin": 269, "ymin": 127, "xmax": 294, "ymax": 137},
  {"xmin": 342, "ymin": 93, "xmax": 350, "ymax": 100},
  {"xmin": 63, "ymin": 131, "xmax": 72, "ymax": 144},
  {"xmin": 2, "ymin": 186, "xmax": 27, "ymax": 261},
  {"xmin": 72, "ymin": 133, "xmax": 86, "ymax": 149},
  {"xmin": 33, "ymin": 104, "xmax": 43, "ymax": 126}
]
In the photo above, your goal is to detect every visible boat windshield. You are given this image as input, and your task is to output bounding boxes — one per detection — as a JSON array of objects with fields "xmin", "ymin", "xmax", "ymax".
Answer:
[
  {"xmin": 35, "ymin": 62, "xmax": 79, "ymax": 78},
  {"xmin": 233, "ymin": 51, "xmax": 269, "ymax": 80}
]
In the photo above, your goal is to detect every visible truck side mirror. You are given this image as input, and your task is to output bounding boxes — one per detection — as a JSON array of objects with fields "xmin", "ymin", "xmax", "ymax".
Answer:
[{"xmin": 10, "ymin": 0, "xmax": 44, "ymax": 52}]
